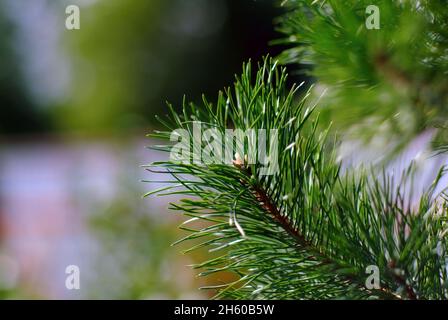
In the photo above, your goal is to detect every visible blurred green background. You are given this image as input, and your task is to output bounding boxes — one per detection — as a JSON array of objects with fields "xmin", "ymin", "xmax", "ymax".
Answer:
[{"xmin": 0, "ymin": 0, "xmax": 284, "ymax": 299}]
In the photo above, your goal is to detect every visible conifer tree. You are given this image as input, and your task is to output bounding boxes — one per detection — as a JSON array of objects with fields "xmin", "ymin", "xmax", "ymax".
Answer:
[{"xmin": 145, "ymin": 1, "xmax": 448, "ymax": 299}]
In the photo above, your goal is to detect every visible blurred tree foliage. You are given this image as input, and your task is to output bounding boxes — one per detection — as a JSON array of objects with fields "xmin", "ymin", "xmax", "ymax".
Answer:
[
  {"xmin": 277, "ymin": 0, "xmax": 448, "ymax": 154},
  {"xmin": 87, "ymin": 178, "xmax": 204, "ymax": 299},
  {"xmin": 0, "ymin": 0, "xmax": 283, "ymax": 135},
  {"xmin": 0, "ymin": 6, "xmax": 47, "ymax": 134},
  {"xmin": 56, "ymin": 0, "xmax": 283, "ymax": 134}
]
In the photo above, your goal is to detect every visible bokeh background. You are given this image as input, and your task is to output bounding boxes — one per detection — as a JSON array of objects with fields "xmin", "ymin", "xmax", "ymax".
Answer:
[{"xmin": 0, "ymin": 0, "xmax": 285, "ymax": 299}]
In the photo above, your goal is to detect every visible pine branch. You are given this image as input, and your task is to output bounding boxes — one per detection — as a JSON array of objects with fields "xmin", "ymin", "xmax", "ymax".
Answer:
[
  {"xmin": 277, "ymin": 0, "xmax": 448, "ymax": 152},
  {"xmin": 145, "ymin": 59, "xmax": 448, "ymax": 299},
  {"xmin": 237, "ymin": 163, "xmax": 404, "ymax": 300},
  {"xmin": 387, "ymin": 260, "xmax": 416, "ymax": 300}
]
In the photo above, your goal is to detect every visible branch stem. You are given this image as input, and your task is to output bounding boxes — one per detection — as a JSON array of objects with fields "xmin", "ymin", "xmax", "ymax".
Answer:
[{"xmin": 238, "ymin": 166, "xmax": 414, "ymax": 300}]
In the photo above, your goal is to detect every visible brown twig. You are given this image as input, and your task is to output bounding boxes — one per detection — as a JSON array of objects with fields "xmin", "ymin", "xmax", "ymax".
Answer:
[
  {"xmin": 387, "ymin": 260, "xmax": 417, "ymax": 300},
  {"xmin": 233, "ymin": 164, "xmax": 403, "ymax": 299}
]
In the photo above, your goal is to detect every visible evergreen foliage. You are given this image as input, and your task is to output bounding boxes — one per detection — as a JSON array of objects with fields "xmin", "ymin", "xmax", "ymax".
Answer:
[
  {"xmin": 278, "ymin": 0, "xmax": 448, "ymax": 151},
  {"xmin": 145, "ymin": 1, "xmax": 448, "ymax": 299}
]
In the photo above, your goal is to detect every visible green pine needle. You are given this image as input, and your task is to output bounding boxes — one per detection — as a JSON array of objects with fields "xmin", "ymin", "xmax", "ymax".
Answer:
[{"xmin": 146, "ymin": 58, "xmax": 448, "ymax": 300}]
